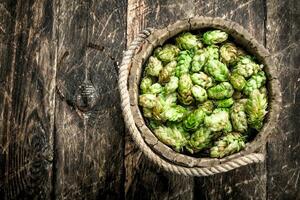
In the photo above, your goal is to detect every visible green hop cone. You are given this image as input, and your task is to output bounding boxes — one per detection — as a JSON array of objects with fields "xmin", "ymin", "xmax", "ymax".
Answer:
[
  {"xmin": 183, "ymin": 108, "xmax": 206, "ymax": 131},
  {"xmin": 156, "ymin": 44, "xmax": 180, "ymax": 63},
  {"xmin": 175, "ymin": 51, "xmax": 192, "ymax": 77},
  {"xmin": 229, "ymin": 73, "xmax": 246, "ymax": 91},
  {"xmin": 165, "ymin": 76, "xmax": 179, "ymax": 94},
  {"xmin": 148, "ymin": 83, "xmax": 163, "ymax": 94},
  {"xmin": 191, "ymin": 49, "xmax": 207, "ymax": 72},
  {"xmin": 158, "ymin": 61, "xmax": 177, "ymax": 84},
  {"xmin": 192, "ymin": 85, "xmax": 208, "ymax": 103},
  {"xmin": 139, "ymin": 94, "xmax": 157, "ymax": 109},
  {"xmin": 199, "ymin": 100, "xmax": 215, "ymax": 114},
  {"xmin": 162, "ymin": 105, "xmax": 187, "ymax": 122},
  {"xmin": 205, "ymin": 45, "xmax": 219, "ymax": 60},
  {"xmin": 260, "ymin": 86, "xmax": 268, "ymax": 98},
  {"xmin": 213, "ymin": 108, "xmax": 232, "ymax": 133},
  {"xmin": 191, "ymin": 72, "xmax": 214, "ymax": 89},
  {"xmin": 176, "ymin": 32, "xmax": 198, "ymax": 50},
  {"xmin": 186, "ymin": 127, "xmax": 212, "ymax": 154},
  {"xmin": 153, "ymin": 125, "xmax": 188, "ymax": 152},
  {"xmin": 232, "ymin": 91, "xmax": 243, "ymax": 100},
  {"xmin": 203, "ymin": 30, "xmax": 228, "ymax": 45},
  {"xmin": 220, "ymin": 42, "xmax": 239, "ymax": 65},
  {"xmin": 233, "ymin": 56, "xmax": 262, "ymax": 78},
  {"xmin": 208, "ymin": 82, "xmax": 234, "ymax": 100},
  {"xmin": 143, "ymin": 107, "xmax": 153, "ymax": 118},
  {"xmin": 152, "ymin": 93, "xmax": 177, "ymax": 121},
  {"xmin": 140, "ymin": 76, "xmax": 153, "ymax": 94},
  {"xmin": 178, "ymin": 74, "xmax": 194, "ymax": 105},
  {"xmin": 231, "ymin": 99, "xmax": 248, "ymax": 133},
  {"xmin": 145, "ymin": 56, "xmax": 163, "ymax": 77},
  {"xmin": 210, "ymin": 132, "xmax": 246, "ymax": 158},
  {"xmin": 245, "ymin": 89, "xmax": 268, "ymax": 130},
  {"xmin": 205, "ymin": 59, "xmax": 229, "ymax": 82},
  {"xmin": 204, "ymin": 109, "xmax": 230, "ymax": 132},
  {"xmin": 243, "ymin": 71, "xmax": 267, "ymax": 96},
  {"xmin": 215, "ymin": 97, "xmax": 234, "ymax": 108}
]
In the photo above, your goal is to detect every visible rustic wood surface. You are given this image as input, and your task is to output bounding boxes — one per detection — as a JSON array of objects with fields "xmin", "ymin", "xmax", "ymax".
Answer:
[{"xmin": 0, "ymin": 0, "xmax": 299, "ymax": 199}]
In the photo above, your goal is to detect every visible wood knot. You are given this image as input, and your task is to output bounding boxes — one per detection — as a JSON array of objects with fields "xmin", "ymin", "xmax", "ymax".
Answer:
[{"xmin": 75, "ymin": 81, "xmax": 98, "ymax": 111}]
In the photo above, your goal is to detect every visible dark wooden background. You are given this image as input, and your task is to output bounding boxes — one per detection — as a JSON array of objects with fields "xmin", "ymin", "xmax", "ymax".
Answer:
[{"xmin": 0, "ymin": 0, "xmax": 299, "ymax": 199}]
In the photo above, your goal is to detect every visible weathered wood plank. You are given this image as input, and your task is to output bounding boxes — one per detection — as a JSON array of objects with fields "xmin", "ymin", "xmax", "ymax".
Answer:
[
  {"xmin": 54, "ymin": 0, "xmax": 126, "ymax": 199},
  {"xmin": 125, "ymin": 0, "xmax": 195, "ymax": 199},
  {"xmin": 266, "ymin": 0, "xmax": 300, "ymax": 199},
  {"xmin": 194, "ymin": 0, "xmax": 267, "ymax": 199},
  {"xmin": 0, "ymin": 0, "xmax": 56, "ymax": 199}
]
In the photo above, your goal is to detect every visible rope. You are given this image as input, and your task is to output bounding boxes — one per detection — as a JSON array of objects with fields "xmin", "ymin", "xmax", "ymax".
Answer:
[{"xmin": 118, "ymin": 28, "xmax": 264, "ymax": 176}]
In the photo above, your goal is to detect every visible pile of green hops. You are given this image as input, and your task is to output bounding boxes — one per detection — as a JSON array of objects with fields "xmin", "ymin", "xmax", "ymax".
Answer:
[{"xmin": 138, "ymin": 30, "xmax": 268, "ymax": 158}]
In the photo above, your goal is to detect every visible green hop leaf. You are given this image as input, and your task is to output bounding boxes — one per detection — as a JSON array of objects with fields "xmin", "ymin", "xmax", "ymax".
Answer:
[
  {"xmin": 175, "ymin": 51, "xmax": 192, "ymax": 77},
  {"xmin": 233, "ymin": 56, "xmax": 262, "ymax": 78},
  {"xmin": 176, "ymin": 32, "xmax": 198, "ymax": 50},
  {"xmin": 245, "ymin": 89, "xmax": 268, "ymax": 130},
  {"xmin": 192, "ymin": 85, "xmax": 208, "ymax": 103},
  {"xmin": 210, "ymin": 132, "xmax": 246, "ymax": 158},
  {"xmin": 203, "ymin": 30, "xmax": 228, "ymax": 45},
  {"xmin": 186, "ymin": 127, "xmax": 212, "ymax": 154},
  {"xmin": 205, "ymin": 59, "xmax": 229, "ymax": 82},
  {"xmin": 207, "ymin": 82, "xmax": 234, "ymax": 100},
  {"xmin": 156, "ymin": 44, "xmax": 180, "ymax": 63},
  {"xmin": 145, "ymin": 56, "xmax": 163, "ymax": 77},
  {"xmin": 191, "ymin": 72, "xmax": 214, "ymax": 89},
  {"xmin": 243, "ymin": 71, "xmax": 267, "ymax": 96}
]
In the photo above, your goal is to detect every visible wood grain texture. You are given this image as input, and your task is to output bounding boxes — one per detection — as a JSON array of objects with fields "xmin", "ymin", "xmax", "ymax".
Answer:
[
  {"xmin": 54, "ymin": 0, "xmax": 126, "ymax": 199},
  {"xmin": 125, "ymin": 0, "xmax": 195, "ymax": 199},
  {"xmin": 0, "ymin": 0, "xmax": 55, "ymax": 199},
  {"xmin": 194, "ymin": 1, "xmax": 267, "ymax": 199},
  {"xmin": 266, "ymin": 0, "xmax": 300, "ymax": 199}
]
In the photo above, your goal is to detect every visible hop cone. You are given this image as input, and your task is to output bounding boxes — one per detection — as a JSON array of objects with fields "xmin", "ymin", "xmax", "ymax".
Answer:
[
  {"xmin": 220, "ymin": 42, "xmax": 239, "ymax": 65},
  {"xmin": 159, "ymin": 61, "xmax": 177, "ymax": 84},
  {"xmin": 203, "ymin": 30, "xmax": 228, "ymax": 45},
  {"xmin": 205, "ymin": 59, "xmax": 229, "ymax": 82},
  {"xmin": 207, "ymin": 82, "xmax": 234, "ymax": 100},
  {"xmin": 183, "ymin": 107, "xmax": 206, "ymax": 131},
  {"xmin": 199, "ymin": 100, "xmax": 214, "ymax": 114},
  {"xmin": 192, "ymin": 85, "xmax": 208, "ymax": 103},
  {"xmin": 243, "ymin": 71, "xmax": 266, "ymax": 96},
  {"xmin": 204, "ymin": 109, "xmax": 230, "ymax": 132},
  {"xmin": 215, "ymin": 97, "xmax": 234, "ymax": 108},
  {"xmin": 186, "ymin": 127, "xmax": 212, "ymax": 154},
  {"xmin": 231, "ymin": 99, "xmax": 248, "ymax": 133},
  {"xmin": 191, "ymin": 49, "xmax": 207, "ymax": 72},
  {"xmin": 164, "ymin": 76, "xmax": 179, "ymax": 94},
  {"xmin": 139, "ymin": 94, "xmax": 157, "ymax": 109},
  {"xmin": 175, "ymin": 51, "xmax": 192, "ymax": 77},
  {"xmin": 210, "ymin": 132, "xmax": 246, "ymax": 158},
  {"xmin": 233, "ymin": 56, "xmax": 261, "ymax": 78},
  {"xmin": 156, "ymin": 44, "xmax": 180, "ymax": 63},
  {"xmin": 245, "ymin": 89, "xmax": 268, "ymax": 130},
  {"xmin": 153, "ymin": 125, "xmax": 188, "ymax": 152},
  {"xmin": 191, "ymin": 72, "xmax": 214, "ymax": 89},
  {"xmin": 229, "ymin": 73, "xmax": 246, "ymax": 91},
  {"xmin": 140, "ymin": 76, "xmax": 153, "ymax": 94},
  {"xmin": 176, "ymin": 32, "xmax": 198, "ymax": 50},
  {"xmin": 145, "ymin": 56, "xmax": 163, "ymax": 77},
  {"xmin": 148, "ymin": 83, "xmax": 163, "ymax": 94},
  {"xmin": 178, "ymin": 74, "xmax": 194, "ymax": 105},
  {"xmin": 205, "ymin": 45, "xmax": 219, "ymax": 60}
]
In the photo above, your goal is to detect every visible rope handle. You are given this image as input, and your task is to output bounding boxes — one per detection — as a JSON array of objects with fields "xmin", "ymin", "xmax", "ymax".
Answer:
[{"xmin": 118, "ymin": 28, "xmax": 265, "ymax": 176}]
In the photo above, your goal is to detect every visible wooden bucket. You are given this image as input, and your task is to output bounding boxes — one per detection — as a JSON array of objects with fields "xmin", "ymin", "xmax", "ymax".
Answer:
[{"xmin": 118, "ymin": 17, "xmax": 282, "ymax": 176}]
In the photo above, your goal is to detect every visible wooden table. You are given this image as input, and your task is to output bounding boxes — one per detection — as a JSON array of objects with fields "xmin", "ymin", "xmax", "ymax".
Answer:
[{"xmin": 0, "ymin": 0, "xmax": 299, "ymax": 199}]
